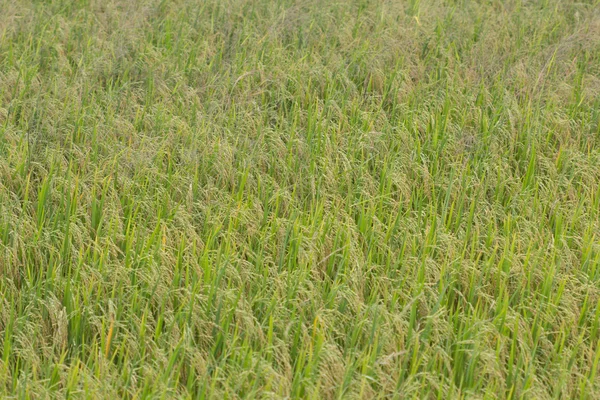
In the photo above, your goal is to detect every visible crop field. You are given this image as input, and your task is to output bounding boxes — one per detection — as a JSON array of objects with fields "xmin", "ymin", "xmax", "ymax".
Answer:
[{"xmin": 0, "ymin": 0, "xmax": 600, "ymax": 398}]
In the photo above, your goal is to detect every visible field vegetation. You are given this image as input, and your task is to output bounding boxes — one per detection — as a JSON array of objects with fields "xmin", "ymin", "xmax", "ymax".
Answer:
[{"xmin": 1, "ymin": 0, "xmax": 600, "ymax": 398}]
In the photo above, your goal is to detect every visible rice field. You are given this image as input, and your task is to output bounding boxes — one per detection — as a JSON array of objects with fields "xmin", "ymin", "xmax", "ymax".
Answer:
[{"xmin": 1, "ymin": 0, "xmax": 600, "ymax": 398}]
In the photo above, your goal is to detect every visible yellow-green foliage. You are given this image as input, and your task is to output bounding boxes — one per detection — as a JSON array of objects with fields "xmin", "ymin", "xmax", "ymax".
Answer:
[{"xmin": 1, "ymin": 0, "xmax": 600, "ymax": 398}]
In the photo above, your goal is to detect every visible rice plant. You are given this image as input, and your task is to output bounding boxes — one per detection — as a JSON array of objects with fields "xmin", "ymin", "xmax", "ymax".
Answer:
[{"xmin": 0, "ymin": 0, "xmax": 599, "ymax": 398}]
